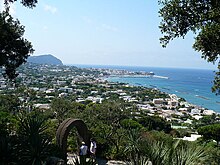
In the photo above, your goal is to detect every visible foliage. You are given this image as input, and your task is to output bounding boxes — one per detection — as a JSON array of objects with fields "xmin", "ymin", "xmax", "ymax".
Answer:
[
  {"xmin": 145, "ymin": 139, "xmax": 207, "ymax": 165},
  {"xmin": 149, "ymin": 131, "xmax": 173, "ymax": 145},
  {"xmin": 159, "ymin": 0, "xmax": 220, "ymax": 94},
  {"xmin": 0, "ymin": 94, "xmax": 20, "ymax": 113},
  {"xmin": 16, "ymin": 112, "xmax": 54, "ymax": 165},
  {"xmin": 0, "ymin": 10, "xmax": 34, "ymax": 80},
  {"xmin": 174, "ymin": 128, "xmax": 191, "ymax": 138},
  {"xmin": 193, "ymin": 113, "xmax": 219, "ymax": 129},
  {"xmin": 169, "ymin": 140, "xmax": 207, "ymax": 165},
  {"xmin": 78, "ymin": 101, "xmax": 131, "ymax": 159},
  {"xmin": 4, "ymin": 0, "xmax": 38, "ymax": 8},
  {"xmin": 121, "ymin": 119, "xmax": 143, "ymax": 129},
  {"xmin": 0, "ymin": 110, "xmax": 61, "ymax": 165},
  {"xmin": 137, "ymin": 115, "xmax": 171, "ymax": 133},
  {"xmin": 123, "ymin": 128, "xmax": 207, "ymax": 165},
  {"xmin": 67, "ymin": 128, "xmax": 79, "ymax": 153},
  {"xmin": 0, "ymin": 111, "xmax": 17, "ymax": 165},
  {"xmin": 198, "ymin": 123, "xmax": 220, "ymax": 144},
  {"xmin": 205, "ymin": 147, "xmax": 220, "ymax": 165},
  {"xmin": 124, "ymin": 129, "xmax": 143, "ymax": 165},
  {"xmin": 0, "ymin": 81, "xmax": 214, "ymax": 164},
  {"xmin": 126, "ymin": 156, "xmax": 150, "ymax": 165},
  {"xmin": 0, "ymin": 95, "xmax": 213, "ymax": 164},
  {"xmin": 51, "ymin": 98, "xmax": 76, "ymax": 124},
  {"xmin": 147, "ymin": 141, "xmax": 168, "ymax": 165}
]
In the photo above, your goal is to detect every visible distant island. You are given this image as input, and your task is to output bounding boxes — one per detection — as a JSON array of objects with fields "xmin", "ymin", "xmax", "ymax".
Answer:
[{"xmin": 27, "ymin": 54, "xmax": 63, "ymax": 65}]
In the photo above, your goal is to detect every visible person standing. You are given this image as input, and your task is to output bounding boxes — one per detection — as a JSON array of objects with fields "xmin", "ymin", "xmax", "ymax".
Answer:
[
  {"xmin": 90, "ymin": 138, "xmax": 97, "ymax": 160},
  {"xmin": 79, "ymin": 141, "xmax": 88, "ymax": 164}
]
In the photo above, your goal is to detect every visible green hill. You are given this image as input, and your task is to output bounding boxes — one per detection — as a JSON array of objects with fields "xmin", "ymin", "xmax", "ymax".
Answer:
[{"xmin": 27, "ymin": 54, "xmax": 63, "ymax": 65}]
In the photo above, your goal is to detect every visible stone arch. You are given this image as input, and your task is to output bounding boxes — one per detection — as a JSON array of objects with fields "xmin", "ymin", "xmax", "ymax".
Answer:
[{"xmin": 56, "ymin": 118, "xmax": 90, "ymax": 161}]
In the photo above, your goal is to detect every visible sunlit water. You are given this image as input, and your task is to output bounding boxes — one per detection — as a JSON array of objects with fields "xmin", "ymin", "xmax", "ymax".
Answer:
[{"xmin": 74, "ymin": 64, "xmax": 220, "ymax": 112}]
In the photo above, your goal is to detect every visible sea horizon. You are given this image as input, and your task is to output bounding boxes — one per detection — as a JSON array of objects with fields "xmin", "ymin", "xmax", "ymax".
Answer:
[{"xmin": 66, "ymin": 63, "xmax": 217, "ymax": 71}]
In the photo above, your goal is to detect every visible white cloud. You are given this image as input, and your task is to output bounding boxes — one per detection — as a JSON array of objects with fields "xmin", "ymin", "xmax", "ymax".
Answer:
[
  {"xmin": 101, "ymin": 24, "xmax": 119, "ymax": 32},
  {"xmin": 44, "ymin": 4, "xmax": 57, "ymax": 14}
]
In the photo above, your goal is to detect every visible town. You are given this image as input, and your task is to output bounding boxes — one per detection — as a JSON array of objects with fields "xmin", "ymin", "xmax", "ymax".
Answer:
[{"xmin": 0, "ymin": 63, "xmax": 218, "ymax": 142}]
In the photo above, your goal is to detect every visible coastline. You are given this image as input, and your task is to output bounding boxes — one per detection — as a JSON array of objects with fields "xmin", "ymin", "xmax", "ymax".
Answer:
[
  {"xmin": 105, "ymin": 75, "xmax": 219, "ymax": 113},
  {"xmin": 72, "ymin": 64, "xmax": 219, "ymax": 112}
]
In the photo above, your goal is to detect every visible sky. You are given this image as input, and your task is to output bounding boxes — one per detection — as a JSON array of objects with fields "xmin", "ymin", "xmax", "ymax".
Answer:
[{"xmin": 0, "ymin": 0, "xmax": 218, "ymax": 70}]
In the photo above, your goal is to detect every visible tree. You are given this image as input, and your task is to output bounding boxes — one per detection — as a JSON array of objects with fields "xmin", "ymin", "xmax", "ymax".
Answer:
[
  {"xmin": 193, "ymin": 113, "xmax": 219, "ymax": 129},
  {"xmin": 79, "ymin": 101, "xmax": 131, "ymax": 158},
  {"xmin": 159, "ymin": 0, "xmax": 220, "ymax": 94},
  {"xmin": 0, "ymin": 10, "xmax": 34, "ymax": 80},
  {"xmin": 51, "ymin": 98, "xmax": 74, "ymax": 124},
  {"xmin": 198, "ymin": 124, "xmax": 220, "ymax": 145},
  {"xmin": 4, "ymin": 0, "xmax": 38, "ymax": 8},
  {"xmin": 0, "ymin": 94, "xmax": 20, "ymax": 113},
  {"xmin": 137, "ymin": 116, "xmax": 171, "ymax": 133}
]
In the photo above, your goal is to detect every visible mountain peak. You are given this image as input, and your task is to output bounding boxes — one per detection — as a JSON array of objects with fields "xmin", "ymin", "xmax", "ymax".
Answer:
[{"xmin": 27, "ymin": 54, "xmax": 63, "ymax": 65}]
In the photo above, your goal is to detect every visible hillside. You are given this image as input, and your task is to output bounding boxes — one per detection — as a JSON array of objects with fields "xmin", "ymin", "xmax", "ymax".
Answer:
[{"xmin": 27, "ymin": 54, "xmax": 63, "ymax": 65}]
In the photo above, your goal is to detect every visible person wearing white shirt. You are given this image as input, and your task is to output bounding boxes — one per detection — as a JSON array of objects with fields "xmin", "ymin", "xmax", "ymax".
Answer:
[
  {"xmin": 79, "ymin": 141, "xmax": 88, "ymax": 163},
  {"xmin": 90, "ymin": 138, "xmax": 97, "ymax": 160}
]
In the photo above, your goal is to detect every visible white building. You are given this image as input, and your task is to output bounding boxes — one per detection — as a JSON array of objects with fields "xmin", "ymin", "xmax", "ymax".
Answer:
[
  {"xmin": 182, "ymin": 134, "xmax": 202, "ymax": 141},
  {"xmin": 203, "ymin": 110, "xmax": 215, "ymax": 115},
  {"xmin": 190, "ymin": 108, "xmax": 201, "ymax": 114},
  {"xmin": 33, "ymin": 104, "xmax": 50, "ymax": 110},
  {"xmin": 58, "ymin": 87, "xmax": 73, "ymax": 93},
  {"xmin": 168, "ymin": 99, "xmax": 179, "ymax": 107}
]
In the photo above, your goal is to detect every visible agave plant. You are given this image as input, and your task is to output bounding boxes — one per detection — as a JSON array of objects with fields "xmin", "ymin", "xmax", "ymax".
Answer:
[
  {"xmin": 147, "ymin": 141, "xmax": 169, "ymax": 165},
  {"xmin": 124, "ymin": 128, "xmax": 143, "ymax": 165},
  {"xmin": 146, "ymin": 139, "xmax": 208, "ymax": 165},
  {"xmin": 16, "ymin": 112, "xmax": 53, "ymax": 165},
  {"xmin": 171, "ymin": 140, "xmax": 208, "ymax": 165},
  {"xmin": 126, "ymin": 156, "xmax": 151, "ymax": 165}
]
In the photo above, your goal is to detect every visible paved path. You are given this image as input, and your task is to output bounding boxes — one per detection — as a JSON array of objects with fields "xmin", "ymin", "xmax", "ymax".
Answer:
[{"xmin": 67, "ymin": 154, "xmax": 126, "ymax": 165}]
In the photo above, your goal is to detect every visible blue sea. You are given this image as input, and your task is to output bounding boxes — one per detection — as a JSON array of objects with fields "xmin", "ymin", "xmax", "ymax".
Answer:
[{"xmin": 73, "ymin": 64, "xmax": 220, "ymax": 112}]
